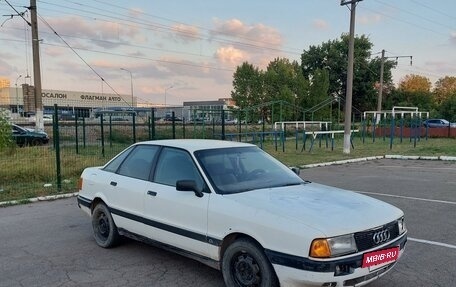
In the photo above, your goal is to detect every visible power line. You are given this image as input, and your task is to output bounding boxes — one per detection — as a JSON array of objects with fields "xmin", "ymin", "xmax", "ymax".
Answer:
[
  {"xmin": 2, "ymin": 0, "xmax": 30, "ymax": 26},
  {"xmin": 37, "ymin": 0, "xmax": 300, "ymax": 56},
  {"xmin": 37, "ymin": 12, "xmax": 131, "ymax": 107},
  {"xmin": 373, "ymin": 0, "xmax": 454, "ymax": 31},
  {"xmin": 409, "ymin": 0, "xmax": 456, "ymax": 21},
  {"xmin": 359, "ymin": 6, "xmax": 449, "ymax": 37}
]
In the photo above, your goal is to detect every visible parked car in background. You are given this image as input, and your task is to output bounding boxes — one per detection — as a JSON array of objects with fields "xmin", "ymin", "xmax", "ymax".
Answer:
[
  {"xmin": 11, "ymin": 124, "xmax": 49, "ymax": 146},
  {"xmin": 78, "ymin": 139, "xmax": 407, "ymax": 287},
  {"xmin": 423, "ymin": 119, "xmax": 456, "ymax": 128}
]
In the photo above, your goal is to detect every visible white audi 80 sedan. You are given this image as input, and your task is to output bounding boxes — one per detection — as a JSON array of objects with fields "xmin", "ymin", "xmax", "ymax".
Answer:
[{"xmin": 77, "ymin": 139, "xmax": 407, "ymax": 287}]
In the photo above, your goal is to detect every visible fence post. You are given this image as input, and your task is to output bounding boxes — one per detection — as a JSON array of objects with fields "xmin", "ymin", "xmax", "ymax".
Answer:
[
  {"xmin": 75, "ymin": 114, "xmax": 79, "ymax": 154},
  {"xmin": 151, "ymin": 108, "xmax": 156, "ymax": 140},
  {"xmin": 82, "ymin": 117, "xmax": 86, "ymax": 148},
  {"xmin": 172, "ymin": 111, "xmax": 176, "ymax": 139},
  {"xmin": 109, "ymin": 115, "xmax": 113, "ymax": 148},
  {"xmin": 132, "ymin": 112, "xmax": 136, "ymax": 143},
  {"xmin": 53, "ymin": 104, "xmax": 62, "ymax": 192},
  {"xmin": 100, "ymin": 114, "xmax": 105, "ymax": 157},
  {"xmin": 221, "ymin": 109, "xmax": 225, "ymax": 140}
]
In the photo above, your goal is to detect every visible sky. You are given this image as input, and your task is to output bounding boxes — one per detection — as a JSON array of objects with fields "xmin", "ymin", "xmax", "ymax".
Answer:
[{"xmin": 0, "ymin": 0, "xmax": 455, "ymax": 107}]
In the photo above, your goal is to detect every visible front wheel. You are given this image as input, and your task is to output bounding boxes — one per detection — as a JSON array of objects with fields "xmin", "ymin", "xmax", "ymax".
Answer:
[
  {"xmin": 222, "ymin": 238, "xmax": 279, "ymax": 287},
  {"xmin": 91, "ymin": 203, "xmax": 120, "ymax": 248}
]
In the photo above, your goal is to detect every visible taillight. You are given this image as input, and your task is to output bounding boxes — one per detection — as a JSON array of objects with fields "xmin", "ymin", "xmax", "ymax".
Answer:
[{"xmin": 77, "ymin": 178, "xmax": 83, "ymax": 190}]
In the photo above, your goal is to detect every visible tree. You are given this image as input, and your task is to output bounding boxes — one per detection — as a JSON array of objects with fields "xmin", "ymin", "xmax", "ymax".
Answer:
[
  {"xmin": 263, "ymin": 58, "xmax": 304, "ymax": 120},
  {"xmin": 307, "ymin": 68, "xmax": 330, "ymax": 120},
  {"xmin": 439, "ymin": 94, "xmax": 456, "ymax": 122},
  {"xmin": 385, "ymin": 88, "xmax": 433, "ymax": 111},
  {"xmin": 231, "ymin": 62, "xmax": 264, "ymax": 110},
  {"xmin": 0, "ymin": 109, "xmax": 13, "ymax": 151},
  {"xmin": 434, "ymin": 76, "xmax": 456, "ymax": 105},
  {"xmin": 301, "ymin": 34, "xmax": 396, "ymax": 113},
  {"xmin": 398, "ymin": 74, "xmax": 432, "ymax": 93}
]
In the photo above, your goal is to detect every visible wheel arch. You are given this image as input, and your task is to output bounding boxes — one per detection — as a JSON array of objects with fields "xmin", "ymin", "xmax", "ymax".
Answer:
[
  {"xmin": 219, "ymin": 232, "xmax": 267, "ymax": 263},
  {"xmin": 90, "ymin": 197, "xmax": 106, "ymax": 214}
]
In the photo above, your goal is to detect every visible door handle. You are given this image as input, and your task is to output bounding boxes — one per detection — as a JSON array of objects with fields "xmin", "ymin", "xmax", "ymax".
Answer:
[
  {"xmin": 147, "ymin": 190, "xmax": 157, "ymax": 196},
  {"xmin": 110, "ymin": 181, "xmax": 117, "ymax": 186}
]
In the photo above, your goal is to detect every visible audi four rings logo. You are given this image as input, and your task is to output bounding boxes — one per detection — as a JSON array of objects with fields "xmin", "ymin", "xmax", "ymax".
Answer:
[{"xmin": 372, "ymin": 229, "xmax": 391, "ymax": 244}]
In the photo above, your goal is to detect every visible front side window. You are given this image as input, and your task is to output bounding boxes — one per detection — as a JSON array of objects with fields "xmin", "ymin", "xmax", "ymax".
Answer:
[
  {"xmin": 116, "ymin": 145, "xmax": 159, "ymax": 180},
  {"xmin": 154, "ymin": 147, "xmax": 204, "ymax": 190}
]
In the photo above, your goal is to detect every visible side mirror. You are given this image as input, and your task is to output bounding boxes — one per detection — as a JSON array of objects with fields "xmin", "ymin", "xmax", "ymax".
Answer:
[
  {"xmin": 291, "ymin": 167, "xmax": 300, "ymax": 176},
  {"xmin": 176, "ymin": 180, "xmax": 204, "ymax": 198}
]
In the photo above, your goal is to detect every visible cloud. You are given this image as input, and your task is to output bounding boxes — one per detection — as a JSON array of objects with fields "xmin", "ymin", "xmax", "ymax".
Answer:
[
  {"xmin": 215, "ymin": 46, "xmax": 249, "ymax": 65},
  {"xmin": 129, "ymin": 8, "xmax": 144, "ymax": 18},
  {"xmin": 358, "ymin": 14, "xmax": 383, "ymax": 25},
  {"xmin": 312, "ymin": 19, "xmax": 329, "ymax": 30},
  {"xmin": 170, "ymin": 24, "xmax": 201, "ymax": 43},
  {"xmin": 450, "ymin": 32, "xmax": 456, "ymax": 45},
  {"xmin": 41, "ymin": 16, "xmax": 141, "ymax": 49},
  {"xmin": 43, "ymin": 46, "xmax": 66, "ymax": 57},
  {"xmin": 0, "ymin": 59, "xmax": 14, "ymax": 75},
  {"xmin": 211, "ymin": 18, "xmax": 283, "ymax": 49},
  {"xmin": 425, "ymin": 60, "xmax": 456, "ymax": 75}
]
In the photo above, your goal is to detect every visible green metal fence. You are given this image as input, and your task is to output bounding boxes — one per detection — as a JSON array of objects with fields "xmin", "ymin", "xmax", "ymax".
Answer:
[{"xmin": 0, "ymin": 105, "xmax": 286, "ymax": 203}]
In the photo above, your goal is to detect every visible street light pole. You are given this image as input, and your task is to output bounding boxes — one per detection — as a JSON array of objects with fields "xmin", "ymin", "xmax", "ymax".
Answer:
[
  {"xmin": 120, "ymin": 68, "xmax": 134, "ymax": 108},
  {"xmin": 15, "ymin": 75, "xmax": 22, "ymax": 115},
  {"xmin": 164, "ymin": 85, "xmax": 174, "ymax": 107}
]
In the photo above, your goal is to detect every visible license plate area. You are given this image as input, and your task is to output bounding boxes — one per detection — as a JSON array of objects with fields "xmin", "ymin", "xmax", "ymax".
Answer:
[{"xmin": 362, "ymin": 247, "xmax": 399, "ymax": 269}]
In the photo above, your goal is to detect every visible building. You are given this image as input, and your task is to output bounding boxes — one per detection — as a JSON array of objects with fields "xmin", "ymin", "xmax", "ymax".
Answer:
[
  {"xmin": 183, "ymin": 99, "xmax": 237, "ymax": 122},
  {"xmin": 0, "ymin": 85, "xmax": 133, "ymax": 117},
  {"xmin": 0, "ymin": 83, "xmax": 237, "ymax": 122},
  {"xmin": 0, "ymin": 77, "xmax": 10, "ymax": 89}
]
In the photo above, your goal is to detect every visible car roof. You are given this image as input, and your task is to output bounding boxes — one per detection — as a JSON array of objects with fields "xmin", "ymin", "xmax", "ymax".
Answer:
[{"xmin": 132, "ymin": 139, "xmax": 255, "ymax": 152}]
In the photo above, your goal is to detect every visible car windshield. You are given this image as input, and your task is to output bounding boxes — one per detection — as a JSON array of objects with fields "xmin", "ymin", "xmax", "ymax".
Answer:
[{"xmin": 195, "ymin": 146, "xmax": 304, "ymax": 194}]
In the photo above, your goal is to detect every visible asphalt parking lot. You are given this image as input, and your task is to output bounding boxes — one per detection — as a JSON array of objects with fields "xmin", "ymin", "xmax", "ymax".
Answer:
[{"xmin": 0, "ymin": 158, "xmax": 455, "ymax": 287}]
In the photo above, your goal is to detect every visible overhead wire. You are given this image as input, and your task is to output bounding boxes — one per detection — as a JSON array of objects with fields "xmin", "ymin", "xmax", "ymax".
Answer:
[
  {"xmin": 373, "ymin": 0, "xmax": 455, "ymax": 31},
  {"xmin": 36, "ymin": 12, "xmax": 131, "ymax": 106},
  {"xmin": 37, "ymin": 0, "xmax": 300, "ymax": 56},
  {"xmin": 409, "ymin": 0, "xmax": 456, "ymax": 22}
]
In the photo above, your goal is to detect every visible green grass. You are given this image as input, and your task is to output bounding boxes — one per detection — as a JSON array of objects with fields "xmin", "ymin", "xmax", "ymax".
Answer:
[
  {"xmin": 265, "ymin": 137, "xmax": 456, "ymax": 167},
  {"xmin": 0, "ymin": 135, "xmax": 455, "ymax": 203}
]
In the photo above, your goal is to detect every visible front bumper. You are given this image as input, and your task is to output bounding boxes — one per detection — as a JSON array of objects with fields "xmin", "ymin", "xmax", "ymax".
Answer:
[{"xmin": 266, "ymin": 233, "xmax": 407, "ymax": 287}]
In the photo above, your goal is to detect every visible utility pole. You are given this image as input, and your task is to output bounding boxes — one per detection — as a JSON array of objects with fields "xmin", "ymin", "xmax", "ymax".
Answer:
[
  {"xmin": 30, "ymin": 0, "xmax": 43, "ymax": 131},
  {"xmin": 377, "ymin": 51, "xmax": 413, "ymax": 111},
  {"xmin": 341, "ymin": 0, "xmax": 362, "ymax": 154},
  {"xmin": 377, "ymin": 49, "xmax": 385, "ymax": 112}
]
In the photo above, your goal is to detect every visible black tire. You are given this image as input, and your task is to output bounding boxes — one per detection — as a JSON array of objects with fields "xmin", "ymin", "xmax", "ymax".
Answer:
[
  {"xmin": 222, "ymin": 238, "xmax": 279, "ymax": 287},
  {"xmin": 31, "ymin": 139, "xmax": 42, "ymax": 146},
  {"xmin": 91, "ymin": 203, "xmax": 120, "ymax": 248}
]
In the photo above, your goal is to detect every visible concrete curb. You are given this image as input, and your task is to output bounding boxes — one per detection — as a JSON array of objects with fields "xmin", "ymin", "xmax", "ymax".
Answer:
[
  {"xmin": 0, "ymin": 192, "xmax": 78, "ymax": 207},
  {"xmin": 300, "ymin": 154, "xmax": 456, "ymax": 169},
  {"xmin": 2, "ymin": 155, "xmax": 455, "ymax": 206}
]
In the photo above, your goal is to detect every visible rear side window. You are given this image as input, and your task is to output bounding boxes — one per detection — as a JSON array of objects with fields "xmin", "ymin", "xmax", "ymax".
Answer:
[
  {"xmin": 103, "ymin": 146, "xmax": 133, "ymax": 173},
  {"xmin": 117, "ymin": 145, "xmax": 159, "ymax": 181}
]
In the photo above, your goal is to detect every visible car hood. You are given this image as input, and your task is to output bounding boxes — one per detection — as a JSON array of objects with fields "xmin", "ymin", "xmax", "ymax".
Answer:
[
  {"xmin": 224, "ymin": 182, "xmax": 403, "ymax": 237},
  {"xmin": 25, "ymin": 128, "xmax": 48, "ymax": 136}
]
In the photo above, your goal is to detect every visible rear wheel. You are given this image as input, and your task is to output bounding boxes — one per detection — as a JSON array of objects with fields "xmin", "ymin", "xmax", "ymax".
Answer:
[
  {"xmin": 222, "ymin": 238, "xmax": 279, "ymax": 287},
  {"xmin": 91, "ymin": 203, "xmax": 120, "ymax": 248}
]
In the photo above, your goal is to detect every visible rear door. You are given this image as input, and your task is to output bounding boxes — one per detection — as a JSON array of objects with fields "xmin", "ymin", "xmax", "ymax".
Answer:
[{"xmin": 105, "ymin": 145, "xmax": 159, "ymax": 235}]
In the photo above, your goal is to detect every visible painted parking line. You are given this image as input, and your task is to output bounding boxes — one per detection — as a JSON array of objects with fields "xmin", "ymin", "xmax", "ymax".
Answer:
[
  {"xmin": 357, "ymin": 191, "xmax": 456, "ymax": 205},
  {"xmin": 408, "ymin": 237, "xmax": 456, "ymax": 250},
  {"xmin": 378, "ymin": 165, "xmax": 456, "ymax": 171}
]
